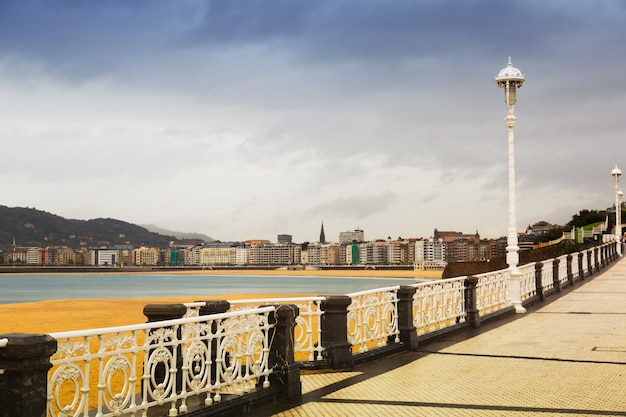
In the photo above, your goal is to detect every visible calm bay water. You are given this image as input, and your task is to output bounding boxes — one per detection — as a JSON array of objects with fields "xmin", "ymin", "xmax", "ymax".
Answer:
[{"xmin": 0, "ymin": 274, "xmax": 427, "ymax": 305}]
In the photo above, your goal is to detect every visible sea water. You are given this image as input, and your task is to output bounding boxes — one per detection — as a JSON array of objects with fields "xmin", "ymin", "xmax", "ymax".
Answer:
[{"xmin": 0, "ymin": 274, "xmax": 428, "ymax": 305}]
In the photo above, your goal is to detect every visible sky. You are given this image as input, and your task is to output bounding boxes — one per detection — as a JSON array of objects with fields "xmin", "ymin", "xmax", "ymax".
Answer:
[{"xmin": 1, "ymin": 0, "xmax": 625, "ymax": 243}]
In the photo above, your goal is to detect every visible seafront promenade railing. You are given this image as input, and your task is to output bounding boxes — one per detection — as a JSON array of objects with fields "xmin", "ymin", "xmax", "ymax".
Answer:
[
  {"xmin": 0, "ymin": 241, "xmax": 620, "ymax": 417},
  {"xmin": 47, "ymin": 306, "xmax": 275, "ymax": 417}
]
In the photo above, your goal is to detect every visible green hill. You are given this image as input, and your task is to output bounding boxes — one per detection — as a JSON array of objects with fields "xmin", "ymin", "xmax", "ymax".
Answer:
[{"xmin": 0, "ymin": 206, "xmax": 179, "ymax": 249}]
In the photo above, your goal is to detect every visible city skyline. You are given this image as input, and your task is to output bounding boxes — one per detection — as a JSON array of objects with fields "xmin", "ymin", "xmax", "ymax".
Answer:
[{"xmin": 1, "ymin": 1, "xmax": 625, "ymax": 243}]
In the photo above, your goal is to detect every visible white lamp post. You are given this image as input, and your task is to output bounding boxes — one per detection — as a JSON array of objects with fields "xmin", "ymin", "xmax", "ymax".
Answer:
[
  {"xmin": 612, "ymin": 165, "xmax": 622, "ymax": 256},
  {"xmin": 495, "ymin": 57, "xmax": 526, "ymax": 313},
  {"xmin": 618, "ymin": 190, "xmax": 623, "ymax": 254}
]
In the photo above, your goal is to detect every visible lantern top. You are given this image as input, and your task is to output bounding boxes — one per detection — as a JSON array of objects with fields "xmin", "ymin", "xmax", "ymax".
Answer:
[
  {"xmin": 612, "ymin": 165, "xmax": 622, "ymax": 177},
  {"xmin": 495, "ymin": 57, "xmax": 525, "ymax": 86}
]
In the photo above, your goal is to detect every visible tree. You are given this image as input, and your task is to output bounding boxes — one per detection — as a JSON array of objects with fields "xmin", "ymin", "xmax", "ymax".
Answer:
[{"xmin": 567, "ymin": 209, "xmax": 605, "ymax": 228}]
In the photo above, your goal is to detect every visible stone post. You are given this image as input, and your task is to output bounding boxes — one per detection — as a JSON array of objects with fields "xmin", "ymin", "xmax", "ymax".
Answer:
[
  {"xmin": 535, "ymin": 262, "xmax": 545, "ymax": 301},
  {"xmin": 265, "ymin": 304, "xmax": 301, "ymax": 399},
  {"xmin": 464, "ymin": 276, "xmax": 481, "ymax": 328},
  {"xmin": 320, "ymin": 295, "xmax": 353, "ymax": 370},
  {"xmin": 599, "ymin": 245, "xmax": 605, "ymax": 268},
  {"xmin": 566, "ymin": 254, "xmax": 574, "ymax": 286},
  {"xmin": 143, "ymin": 303, "xmax": 187, "ymax": 393},
  {"xmin": 0, "ymin": 333, "xmax": 57, "ymax": 417},
  {"xmin": 553, "ymin": 257, "xmax": 562, "ymax": 292},
  {"xmin": 594, "ymin": 247, "xmax": 601, "ymax": 272},
  {"xmin": 198, "ymin": 300, "xmax": 231, "ymax": 382},
  {"xmin": 587, "ymin": 249, "xmax": 593, "ymax": 276},
  {"xmin": 397, "ymin": 286, "xmax": 418, "ymax": 350},
  {"xmin": 578, "ymin": 252, "xmax": 584, "ymax": 281}
]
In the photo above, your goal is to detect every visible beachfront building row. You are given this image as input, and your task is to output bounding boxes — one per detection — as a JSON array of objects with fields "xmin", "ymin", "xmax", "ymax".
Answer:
[
  {"xmin": 1, "ymin": 229, "xmax": 525, "ymax": 268},
  {"xmin": 1, "ymin": 239, "xmax": 435, "ymax": 268}
]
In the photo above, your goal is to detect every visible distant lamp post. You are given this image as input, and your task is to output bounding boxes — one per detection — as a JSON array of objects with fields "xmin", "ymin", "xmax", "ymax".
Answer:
[
  {"xmin": 611, "ymin": 165, "xmax": 622, "ymax": 256},
  {"xmin": 495, "ymin": 57, "xmax": 526, "ymax": 313}
]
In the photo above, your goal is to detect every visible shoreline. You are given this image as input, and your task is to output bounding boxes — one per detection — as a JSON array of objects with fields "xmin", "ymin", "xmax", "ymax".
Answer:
[{"xmin": 0, "ymin": 267, "xmax": 442, "ymax": 279}]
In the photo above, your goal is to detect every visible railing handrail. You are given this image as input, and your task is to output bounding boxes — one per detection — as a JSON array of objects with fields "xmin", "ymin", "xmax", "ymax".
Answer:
[
  {"xmin": 411, "ymin": 276, "xmax": 466, "ymax": 288},
  {"xmin": 346, "ymin": 285, "xmax": 400, "ymax": 297},
  {"xmin": 228, "ymin": 296, "xmax": 327, "ymax": 305},
  {"xmin": 49, "ymin": 305, "xmax": 276, "ymax": 339}
]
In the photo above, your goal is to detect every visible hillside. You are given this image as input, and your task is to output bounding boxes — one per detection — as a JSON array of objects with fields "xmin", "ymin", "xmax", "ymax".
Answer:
[
  {"xmin": 141, "ymin": 224, "xmax": 213, "ymax": 242},
  {"xmin": 0, "ymin": 206, "xmax": 184, "ymax": 249}
]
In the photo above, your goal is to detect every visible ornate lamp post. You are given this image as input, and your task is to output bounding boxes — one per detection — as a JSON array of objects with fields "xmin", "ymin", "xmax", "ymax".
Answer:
[
  {"xmin": 495, "ymin": 57, "xmax": 526, "ymax": 313},
  {"xmin": 611, "ymin": 165, "xmax": 622, "ymax": 256}
]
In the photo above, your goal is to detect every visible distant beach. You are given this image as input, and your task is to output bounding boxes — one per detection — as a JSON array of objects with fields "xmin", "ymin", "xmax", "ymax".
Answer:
[{"xmin": 0, "ymin": 268, "xmax": 441, "ymax": 335}]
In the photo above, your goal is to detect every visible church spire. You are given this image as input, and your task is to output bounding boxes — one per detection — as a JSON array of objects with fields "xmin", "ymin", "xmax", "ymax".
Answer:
[{"xmin": 319, "ymin": 222, "xmax": 326, "ymax": 244}]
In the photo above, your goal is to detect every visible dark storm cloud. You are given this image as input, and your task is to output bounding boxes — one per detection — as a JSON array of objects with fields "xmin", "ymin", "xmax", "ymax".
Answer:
[
  {"xmin": 0, "ymin": 0, "xmax": 185, "ymax": 80},
  {"xmin": 192, "ymin": 0, "xmax": 556, "ymax": 62},
  {"xmin": 1, "ymin": 0, "xmax": 611, "ymax": 78}
]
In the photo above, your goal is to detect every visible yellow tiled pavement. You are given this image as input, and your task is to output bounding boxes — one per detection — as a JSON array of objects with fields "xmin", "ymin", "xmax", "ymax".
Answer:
[{"xmin": 250, "ymin": 258, "xmax": 626, "ymax": 417}]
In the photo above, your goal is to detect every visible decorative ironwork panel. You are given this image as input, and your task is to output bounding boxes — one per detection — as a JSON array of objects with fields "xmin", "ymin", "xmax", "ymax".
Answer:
[
  {"xmin": 570, "ymin": 253, "xmax": 579, "ymax": 279},
  {"xmin": 228, "ymin": 297, "xmax": 325, "ymax": 361},
  {"xmin": 48, "ymin": 307, "xmax": 275, "ymax": 417},
  {"xmin": 541, "ymin": 259, "xmax": 554, "ymax": 292},
  {"xmin": 557, "ymin": 255, "xmax": 569, "ymax": 284},
  {"xmin": 475, "ymin": 270, "xmax": 510, "ymax": 316},
  {"xmin": 411, "ymin": 277, "xmax": 466, "ymax": 336},
  {"xmin": 519, "ymin": 262, "xmax": 536, "ymax": 301},
  {"xmin": 346, "ymin": 286, "xmax": 400, "ymax": 353},
  {"xmin": 581, "ymin": 251, "xmax": 588, "ymax": 273}
]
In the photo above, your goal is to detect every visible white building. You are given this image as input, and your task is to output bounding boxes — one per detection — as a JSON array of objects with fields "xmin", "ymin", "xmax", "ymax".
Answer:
[
  {"xmin": 414, "ymin": 238, "xmax": 447, "ymax": 270},
  {"xmin": 91, "ymin": 248, "xmax": 117, "ymax": 266},
  {"xmin": 235, "ymin": 247, "xmax": 249, "ymax": 265},
  {"xmin": 339, "ymin": 229, "xmax": 364, "ymax": 244}
]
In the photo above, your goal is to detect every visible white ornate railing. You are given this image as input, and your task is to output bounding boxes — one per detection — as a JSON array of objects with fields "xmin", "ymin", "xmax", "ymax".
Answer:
[
  {"xmin": 346, "ymin": 286, "xmax": 400, "ymax": 353},
  {"xmin": 228, "ymin": 297, "xmax": 326, "ymax": 361},
  {"xmin": 48, "ymin": 307, "xmax": 274, "ymax": 417},
  {"xmin": 411, "ymin": 276, "xmax": 466, "ymax": 336},
  {"xmin": 581, "ymin": 251, "xmax": 588, "ymax": 274},
  {"xmin": 557, "ymin": 255, "xmax": 569, "ymax": 284},
  {"xmin": 519, "ymin": 262, "xmax": 537, "ymax": 301},
  {"xmin": 475, "ymin": 269, "xmax": 510, "ymax": 316}
]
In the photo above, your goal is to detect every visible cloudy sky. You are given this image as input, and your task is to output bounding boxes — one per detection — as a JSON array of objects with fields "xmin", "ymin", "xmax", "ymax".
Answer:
[{"xmin": 1, "ymin": 0, "xmax": 625, "ymax": 243}]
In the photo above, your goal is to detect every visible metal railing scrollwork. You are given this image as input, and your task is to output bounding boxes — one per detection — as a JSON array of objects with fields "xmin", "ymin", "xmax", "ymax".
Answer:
[
  {"xmin": 475, "ymin": 269, "xmax": 510, "ymax": 316},
  {"xmin": 346, "ymin": 286, "xmax": 400, "ymax": 353},
  {"xmin": 228, "ymin": 297, "xmax": 325, "ymax": 362},
  {"xmin": 519, "ymin": 262, "xmax": 537, "ymax": 301},
  {"xmin": 411, "ymin": 276, "xmax": 466, "ymax": 335}
]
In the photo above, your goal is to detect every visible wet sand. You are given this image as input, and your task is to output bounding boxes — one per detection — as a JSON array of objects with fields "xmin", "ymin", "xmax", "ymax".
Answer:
[{"xmin": 0, "ymin": 268, "xmax": 442, "ymax": 334}]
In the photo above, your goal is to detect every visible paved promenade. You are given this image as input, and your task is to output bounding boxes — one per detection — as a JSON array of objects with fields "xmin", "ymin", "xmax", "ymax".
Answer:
[{"xmin": 251, "ymin": 257, "xmax": 626, "ymax": 417}]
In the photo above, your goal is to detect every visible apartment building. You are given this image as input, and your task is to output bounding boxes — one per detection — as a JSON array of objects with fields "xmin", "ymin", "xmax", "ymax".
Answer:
[
  {"xmin": 200, "ymin": 245, "xmax": 236, "ymax": 265},
  {"xmin": 249, "ymin": 243, "xmax": 301, "ymax": 265},
  {"xmin": 134, "ymin": 246, "xmax": 160, "ymax": 266}
]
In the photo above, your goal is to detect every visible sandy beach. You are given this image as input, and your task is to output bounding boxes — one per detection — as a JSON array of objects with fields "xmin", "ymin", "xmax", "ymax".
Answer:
[{"xmin": 0, "ymin": 268, "xmax": 442, "ymax": 335}]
